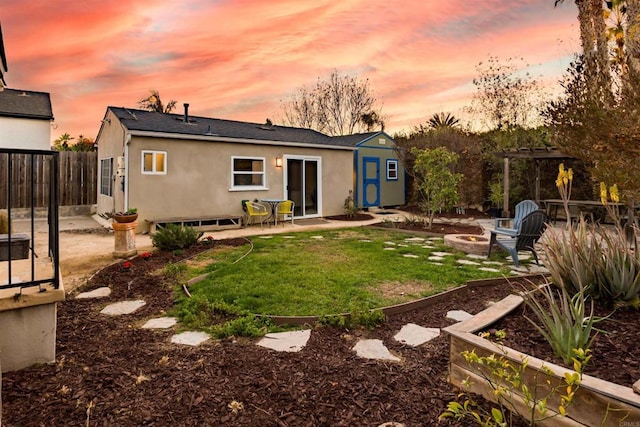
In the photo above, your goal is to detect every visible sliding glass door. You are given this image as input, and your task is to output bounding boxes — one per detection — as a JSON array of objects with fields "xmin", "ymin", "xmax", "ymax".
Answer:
[{"xmin": 285, "ymin": 156, "xmax": 320, "ymax": 217}]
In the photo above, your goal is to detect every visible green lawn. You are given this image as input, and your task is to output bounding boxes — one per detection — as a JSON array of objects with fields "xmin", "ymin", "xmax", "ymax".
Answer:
[{"xmin": 175, "ymin": 227, "xmax": 516, "ymax": 317}]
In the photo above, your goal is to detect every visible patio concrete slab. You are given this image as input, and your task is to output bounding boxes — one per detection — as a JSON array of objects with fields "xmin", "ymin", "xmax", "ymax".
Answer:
[
  {"xmin": 353, "ymin": 339, "xmax": 400, "ymax": 361},
  {"xmin": 170, "ymin": 331, "xmax": 210, "ymax": 346},
  {"xmin": 100, "ymin": 300, "xmax": 146, "ymax": 315},
  {"xmin": 76, "ymin": 287, "xmax": 111, "ymax": 299},
  {"xmin": 446, "ymin": 310, "xmax": 473, "ymax": 322},
  {"xmin": 257, "ymin": 329, "xmax": 311, "ymax": 352},
  {"xmin": 142, "ymin": 317, "xmax": 178, "ymax": 329},
  {"xmin": 394, "ymin": 323, "xmax": 440, "ymax": 346}
]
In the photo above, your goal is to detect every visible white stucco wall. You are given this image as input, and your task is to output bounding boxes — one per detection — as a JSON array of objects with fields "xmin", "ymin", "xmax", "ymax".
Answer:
[{"xmin": 0, "ymin": 117, "xmax": 51, "ymax": 150}]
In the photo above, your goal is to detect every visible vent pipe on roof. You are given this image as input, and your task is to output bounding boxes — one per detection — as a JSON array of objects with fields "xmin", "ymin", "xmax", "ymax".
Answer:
[{"xmin": 183, "ymin": 103, "xmax": 189, "ymax": 123}]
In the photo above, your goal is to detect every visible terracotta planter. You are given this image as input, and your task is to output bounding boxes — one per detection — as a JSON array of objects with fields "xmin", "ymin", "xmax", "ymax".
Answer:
[
  {"xmin": 113, "ymin": 213, "xmax": 138, "ymax": 223},
  {"xmin": 443, "ymin": 295, "xmax": 640, "ymax": 426}
]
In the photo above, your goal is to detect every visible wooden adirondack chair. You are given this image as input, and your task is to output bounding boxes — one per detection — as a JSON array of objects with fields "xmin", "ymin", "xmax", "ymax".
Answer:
[
  {"xmin": 493, "ymin": 200, "xmax": 539, "ymax": 237},
  {"xmin": 488, "ymin": 209, "xmax": 549, "ymax": 267}
]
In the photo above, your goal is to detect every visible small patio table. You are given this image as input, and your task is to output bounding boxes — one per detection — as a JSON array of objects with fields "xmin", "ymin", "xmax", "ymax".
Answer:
[{"xmin": 260, "ymin": 199, "xmax": 285, "ymax": 224}]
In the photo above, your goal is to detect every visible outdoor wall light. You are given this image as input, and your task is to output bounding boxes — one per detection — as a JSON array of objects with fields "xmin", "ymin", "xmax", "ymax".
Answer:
[{"xmin": 276, "ymin": 156, "xmax": 283, "ymax": 167}]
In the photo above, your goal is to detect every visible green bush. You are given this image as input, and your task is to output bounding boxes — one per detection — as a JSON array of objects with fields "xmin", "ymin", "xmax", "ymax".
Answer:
[{"xmin": 152, "ymin": 224, "xmax": 202, "ymax": 251}]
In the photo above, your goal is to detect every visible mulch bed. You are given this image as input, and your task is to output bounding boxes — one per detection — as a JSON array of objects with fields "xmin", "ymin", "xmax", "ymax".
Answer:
[{"xmin": 3, "ymin": 222, "xmax": 638, "ymax": 426}]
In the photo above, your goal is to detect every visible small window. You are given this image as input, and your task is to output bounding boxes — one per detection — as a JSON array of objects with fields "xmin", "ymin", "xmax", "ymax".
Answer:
[
  {"xmin": 142, "ymin": 150, "xmax": 167, "ymax": 175},
  {"xmin": 100, "ymin": 158, "xmax": 113, "ymax": 196},
  {"xmin": 231, "ymin": 156, "xmax": 266, "ymax": 189},
  {"xmin": 386, "ymin": 159, "xmax": 398, "ymax": 181}
]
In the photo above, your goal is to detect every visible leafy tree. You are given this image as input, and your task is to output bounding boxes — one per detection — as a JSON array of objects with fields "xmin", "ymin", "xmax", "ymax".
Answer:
[
  {"xmin": 281, "ymin": 70, "xmax": 383, "ymax": 136},
  {"xmin": 467, "ymin": 56, "xmax": 546, "ymax": 131},
  {"xmin": 138, "ymin": 90, "xmax": 177, "ymax": 113},
  {"xmin": 412, "ymin": 147, "xmax": 462, "ymax": 228},
  {"xmin": 52, "ymin": 133, "xmax": 96, "ymax": 152},
  {"xmin": 395, "ymin": 126, "xmax": 483, "ymax": 208}
]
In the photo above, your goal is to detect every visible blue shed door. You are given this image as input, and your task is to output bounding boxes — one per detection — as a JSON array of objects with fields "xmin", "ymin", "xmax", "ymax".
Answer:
[{"xmin": 362, "ymin": 157, "xmax": 380, "ymax": 207}]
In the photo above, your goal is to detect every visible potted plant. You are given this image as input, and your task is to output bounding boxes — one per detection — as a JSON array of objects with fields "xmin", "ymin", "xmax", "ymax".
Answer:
[{"xmin": 113, "ymin": 208, "xmax": 138, "ymax": 223}]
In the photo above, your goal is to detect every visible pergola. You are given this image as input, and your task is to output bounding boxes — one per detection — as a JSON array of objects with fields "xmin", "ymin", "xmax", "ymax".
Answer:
[{"xmin": 498, "ymin": 147, "xmax": 573, "ymax": 216}]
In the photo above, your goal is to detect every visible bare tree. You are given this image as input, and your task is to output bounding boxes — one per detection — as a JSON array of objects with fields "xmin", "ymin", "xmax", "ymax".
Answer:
[{"xmin": 281, "ymin": 70, "xmax": 382, "ymax": 136}]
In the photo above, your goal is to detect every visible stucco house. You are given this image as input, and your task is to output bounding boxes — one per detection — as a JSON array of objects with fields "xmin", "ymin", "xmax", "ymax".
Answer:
[
  {"xmin": 332, "ymin": 131, "xmax": 405, "ymax": 209},
  {"xmin": 95, "ymin": 105, "xmax": 356, "ymax": 232},
  {"xmin": 0, "ymin": 88, "xmax": 54, "ymax": 150}
]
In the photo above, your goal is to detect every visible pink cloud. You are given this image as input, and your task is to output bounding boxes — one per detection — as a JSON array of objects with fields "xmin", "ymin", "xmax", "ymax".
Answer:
[{"xmin": 2, "ymin": 0, "xmax": 580, "ymax": 140}]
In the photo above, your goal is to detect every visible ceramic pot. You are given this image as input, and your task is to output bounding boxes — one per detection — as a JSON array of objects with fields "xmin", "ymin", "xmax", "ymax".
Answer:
[{"xmin": 113, "ymin": 213, "xmax": 138, "ymax": 223}]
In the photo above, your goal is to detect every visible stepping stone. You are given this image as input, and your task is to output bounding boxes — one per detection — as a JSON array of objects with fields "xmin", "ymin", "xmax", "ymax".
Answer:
[
  {"xmin": 259, "ymin": 236, "xmax": 274, "ymax": 239},
  {"xmin": 398, "ymin": 244, "xmax": 409, "ymax": 247},
  {"xmin": 353, "ymin": 339, "xmax": 400, "ymax": 361},
  {"xmin": 430, "ymin": 262, "xmax": 444, "ymax": 266},
  {"xmin": 482, "ymin": 261, "xmax": 503, "ymax": 266},
  {"xmin": 432, "ymin": 252, "xmax": 451, "ymax": 257},
  {"xmin": 394, "ymin": 323, "xmax": 440, "ymax": 346},
  {"xmin": 466, "ymin": 254, "xmax": 486, "ymax": 260},
  {"xmin": 527, "ymin": 265, "xmax": 549, "ymax": 273},
  {"xmin": 384, "ymin": 247, "xmax": 396, "ymax": 251},
  {"xmin": 378, "ymin": 423, "xmax": 406, "ymax": 427},
  {"xmin": 510, "ymin": 270, "xmax": 527, "ymax": 276},
  {"xmin": 479, "ymin": 267, "xmax": 501, "ymax": 273},
  {"xmin": 310, "ymin": 235, "xmax": 324, "ymax": 240},
  {"xmin": 422, "ymin": 245, "xmax": 436, "ymax": 249},
  {"xmin": 76, "ymin": 287, "xmax": 111, "ymax": 299},
  {"xmin": 257, "ymin": 329, "xmax": 311, "ymax": 352},
  {"xmin": 456, "ymin": 259, "xmax": 481, "ymax": 266},
  {"xmin": 282, "ymin": 235, "xmax": 295, "ymax": 239},
  {"xmin": 384, "ymin": 241, "xmax": 396, "ymax": 246},
  {"xmin": 428, "ymin": 256, "xmax": 444, "ymax": 261},
  {"xmin": 171, "ymin": 331, "xmax": 210, "ymax": 346},
  {"xmin": 405, "ymin": 237, "xmax": 425, "ymax": 242},
  {"xmin": 100, "ymin": 300, "xmax": 146, "ymax": 316},
  {"xmin": 359, "ymin": 239, "xmax": 372, "ymax": 243},
  {"xmin": 403, "ymin": 254, "xmax": 419, "ymax": 258},
  {"xmin": 427, "ymin": 237, "xmax": 443, "ymax": 242},
  {"xmin": 142, "ymin": 317, "xmax": 178, "ymax": 329},
  {"xmin": 447, "ymin": 310, "xmax": 473, "ymax": 322}
]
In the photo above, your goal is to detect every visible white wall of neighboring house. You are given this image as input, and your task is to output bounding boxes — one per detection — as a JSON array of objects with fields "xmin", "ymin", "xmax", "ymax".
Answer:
[{"xmin": 0, "ymin": 116, "xmax": 51, "ymax": 150}]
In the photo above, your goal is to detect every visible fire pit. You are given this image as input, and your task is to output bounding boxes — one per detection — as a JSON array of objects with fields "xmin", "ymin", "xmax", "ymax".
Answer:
[{"xmin": 444, "ymin": 234, "xmax": 489, "ymax": 256}]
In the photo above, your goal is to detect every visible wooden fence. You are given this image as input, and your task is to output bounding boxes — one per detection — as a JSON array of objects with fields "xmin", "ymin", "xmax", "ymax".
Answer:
[{"xmin": 0, "ymin": 151, "xmax": 97, "ymax": 208}]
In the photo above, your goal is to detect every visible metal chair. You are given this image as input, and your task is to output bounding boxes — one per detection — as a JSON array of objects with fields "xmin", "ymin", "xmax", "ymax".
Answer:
[
  {"xmin": 275, "ymin": 200, "xmax": 295, "ymax": 226},
  {"xmin": 244, "ymin": 201, "xmax": 269, "ymax": 229},
  {"xmin": 488, "ymin": 209, "xmax": 549, "ymax": 267},
  {"xmin": 493, "ymin": 200, "xmax": 539, "ymax": 237}
]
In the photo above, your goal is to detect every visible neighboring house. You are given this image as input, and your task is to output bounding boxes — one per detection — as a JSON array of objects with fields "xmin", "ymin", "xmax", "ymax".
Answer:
[
  {"xmin": 332, "ymin": 132, "xmax": 405, "ymax": 209},
  {"xmin": 95, "ymin": 105, "xmax": 356, "ymax": 232},
  {"xmin": 0, "ymin": 88, "xmax": 54, "ymax": 149}
]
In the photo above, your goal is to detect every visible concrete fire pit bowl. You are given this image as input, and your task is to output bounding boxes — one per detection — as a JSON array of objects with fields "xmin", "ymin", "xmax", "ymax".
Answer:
[{"xmin": 444, "ymin": 234, "xmax": 489, "ymax": 256}]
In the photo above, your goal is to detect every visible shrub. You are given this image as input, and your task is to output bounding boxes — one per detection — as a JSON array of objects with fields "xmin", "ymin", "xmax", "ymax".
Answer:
[
  {"xmin": 343, "ymin": 190, "xmax": 358, "ymax": 218},
  {"xmin": 152, "ymin": 224, "xmax": 202, "ymax": 251}
]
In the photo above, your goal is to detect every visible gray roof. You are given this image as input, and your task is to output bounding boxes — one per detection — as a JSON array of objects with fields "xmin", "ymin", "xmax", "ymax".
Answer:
[
  {"xmin": 331, "ymin": 132, "xmax": 380, "ymax": 146},
  {"xmin": 108, "ymin": 106, "xmax": 354, "ymax": 148},
  {"xmin": 0, "ymin": 89, "xmax": 53, "ymax": 120}
]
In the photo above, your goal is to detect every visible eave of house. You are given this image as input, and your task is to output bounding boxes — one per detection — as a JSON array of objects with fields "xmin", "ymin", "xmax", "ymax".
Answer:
[{"xmin": 126, "ymin": 130, "xmax": 357, "ymax": 151}]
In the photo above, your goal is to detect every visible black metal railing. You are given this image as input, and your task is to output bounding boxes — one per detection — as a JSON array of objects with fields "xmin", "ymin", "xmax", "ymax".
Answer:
[{"xmin": 1, "ymin": 148, "xmax": 59, "ymax": 291}]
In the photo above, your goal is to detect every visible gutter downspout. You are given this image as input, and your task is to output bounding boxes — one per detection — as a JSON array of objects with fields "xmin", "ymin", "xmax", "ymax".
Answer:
[{"xmin": 124, "ymin": 133, "xmax": 131, "ymax": 212}]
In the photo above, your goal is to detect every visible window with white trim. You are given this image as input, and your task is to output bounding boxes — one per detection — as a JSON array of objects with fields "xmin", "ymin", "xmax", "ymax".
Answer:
[
  {"xmin": 231, "ymin": 156, "xmax": 266, "ymax": 189},
  {"xmin": 386, "ymin": 159, "xmax": 398, "ymax": 181},
  {"xmin": 142, "ymin": 150, "xmax": 167, "ymax": 175},
  {"xmin": 100, "ymin": 158, "xmax": 113, "ymax": 196}
]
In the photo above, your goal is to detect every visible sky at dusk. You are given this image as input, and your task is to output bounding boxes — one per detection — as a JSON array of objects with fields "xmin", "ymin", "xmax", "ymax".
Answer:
[{"xmin": 2, "ymin": 1, "xmax": 580, "ymax": 141}]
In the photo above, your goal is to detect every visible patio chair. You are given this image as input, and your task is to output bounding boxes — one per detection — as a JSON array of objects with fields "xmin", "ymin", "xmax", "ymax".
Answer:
[
  {"xmin": 275, "ymin": 200, "xmax": 295, "ymax": 226},
  {"xmin": 487, "ymin": 209, "xmax": 549, "ymax": 268},
  {"xmin": 493, "ymin": 200, "xmax": 539, "ymax": 237},
  {"xmin": 244, "ymin": 201, "xmax": 269, "ymax": 229}
]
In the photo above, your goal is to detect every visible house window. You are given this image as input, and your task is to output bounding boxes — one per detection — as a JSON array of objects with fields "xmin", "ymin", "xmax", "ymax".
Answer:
[
  {"xmin": 231, "ymin": 156, "xmax": 266, "ymax": 189},
  {"xmin": 386, "ymin": 159, "xmax": 398, "ymax": 181},
  {"xmin": 100, "ymin": 158, "xmax": 113, "ymax": 196},
  {"xmin": 142, "ymin": 150, "xmax": 167, "ymax": 175}
]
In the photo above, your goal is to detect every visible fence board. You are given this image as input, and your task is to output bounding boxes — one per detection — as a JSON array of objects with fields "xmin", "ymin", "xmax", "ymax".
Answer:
[{"xmin": 0, "ymin": 151, "xmax": 97, "ymax": 208}]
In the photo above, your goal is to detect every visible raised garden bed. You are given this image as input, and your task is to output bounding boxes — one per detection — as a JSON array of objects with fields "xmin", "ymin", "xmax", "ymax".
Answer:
[{"xmin": 443, "ymin": 295, "xmax": 640, "ymax": 426}]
